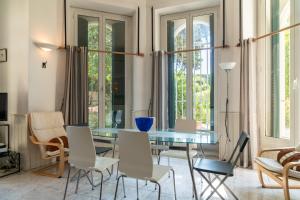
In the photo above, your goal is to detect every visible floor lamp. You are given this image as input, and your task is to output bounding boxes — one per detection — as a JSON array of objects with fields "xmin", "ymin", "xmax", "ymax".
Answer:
[{"xmin": 219, "ymin": 62, "xmax": 236, "ymax": 146}]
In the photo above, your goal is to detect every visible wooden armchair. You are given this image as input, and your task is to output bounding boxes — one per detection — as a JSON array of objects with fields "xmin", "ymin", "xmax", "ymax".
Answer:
[
  {"xmin": 255, "ymin": 147, "xmax": 300, "ymax": 200},
  {"xmin": 28, "ymin": 112, "xmax": 68, "ymax": 178}
]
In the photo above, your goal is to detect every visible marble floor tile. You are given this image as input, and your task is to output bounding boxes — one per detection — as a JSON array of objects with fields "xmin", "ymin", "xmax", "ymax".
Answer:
[{"xmin": 0, "ymin": 156, "xmax": 299, "ymax": 200}]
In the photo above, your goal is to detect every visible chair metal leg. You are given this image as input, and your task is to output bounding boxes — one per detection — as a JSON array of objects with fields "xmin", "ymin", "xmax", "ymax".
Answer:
[
  {"xmin": 158, "ymin": 152, "xmax": 161, "ymax": 165},
  {"xmin": 168, "ymin": 157, "xmax": 170, "ymax": 178},
  {"xmin": 199, "ymin": 144, "xmax": 205, "ymax": 158},
  {"xmin": 116, "ymin": 162, "xmax": 119, "ymax": 180},
  {"xmin": 99, "ymin": 171, "xmax": 103, "ymax": 200},
  {"xmin": 75, "ymin": 169, "xmax": 81, "ymax": 194},
  {"xmin": 70, "ymin": 168, "xmax": 80, "ymax": 182},
  {"xmin": 114, "ymin": 175, "xmax": 122, "ymax": 200},
  {"xmin": 91, "ymin": 171, "xmax": 94, "ymax": 190},
  {"xmin": 197, "ymin": 171, "xmax": 226, "ymax": 200},
  {"xmin": 82, "ymin": 170, "xmax": 93, "ymax": 187},
  {"xmin": 106, "ymin": 168, "xmax": 112, "ymax": 176},
  {"xmin": 151, "ymin": 181, "xmax": 161, "ymax": 200},
  {"xmin": 192, "ymin": 159, "xmax": 195, "ymax": 198},
  {"xmin": 213, "ymin": 174, "xmax": 238, "ymax": 200},
  {"xmin": 136, "ymin": 179, "xmax": 139, "ymax": 200},
  {"xmin": 63, "ymin": 165, "xmax": 71, "ymax": 200},
  {"xmin": 122, "ymin": 176, "xmax": 126, "ymax": 198},
  {"xmin": 171, "ymin": 169, "xmax": 177, "ymax": 200},
  {"xmin": 187, "ymin": 143, "xmax": 198, "ymax": 200},
  {"xmin": 111, "ymin": 137, "xmax": 117, "ymax": 173},
  {"xmin": 157, "ymin": 182, "xmax": 161, "ymax": 200},
  {"xmin": 200, "ymin": 176, "xmax": 218, "ymax": 197}
]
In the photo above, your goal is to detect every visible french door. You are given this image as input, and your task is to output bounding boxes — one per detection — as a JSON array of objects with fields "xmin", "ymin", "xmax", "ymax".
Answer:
[
  {"xmin": 259, "ymin": 0, "xmax": 299, "ymax": 148},
  {"xmin": 74, "ymin": 9, "xmax": 132, "ymax": 129},
  {"xmin": 161, "ymin": 9, "xmax": 217, "ymax": 130}
]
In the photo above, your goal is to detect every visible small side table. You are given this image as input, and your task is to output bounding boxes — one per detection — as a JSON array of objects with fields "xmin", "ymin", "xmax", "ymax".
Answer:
[
  {"xmin": 0, "ymin": 123, "xmax": 21, "ymax": 178},
  {"xmin": 0, "ymin": 151, "xmax": 21, "ymax": 178},
  {"xmin": 0, "ymin": 123, "xmax": 9, "ymax": 150}
]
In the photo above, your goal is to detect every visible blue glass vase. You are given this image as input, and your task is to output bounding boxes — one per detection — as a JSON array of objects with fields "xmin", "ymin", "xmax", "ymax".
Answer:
[{"xmin": 135, "ymin": 117, "xmax": 154, "ymax": 132}]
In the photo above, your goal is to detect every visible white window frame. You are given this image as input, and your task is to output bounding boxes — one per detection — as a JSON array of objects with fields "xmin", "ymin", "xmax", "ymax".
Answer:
[
  {"xmin": 258, "ymin": 0, "xmax": 299, "ymax": 148},
  {"xmin": 160, "ymin": 8, "xmax": 218, "ymax": 130},
  {"xmin": 71, "ymin": 8, "xmax": 133, "ymax": 128}
]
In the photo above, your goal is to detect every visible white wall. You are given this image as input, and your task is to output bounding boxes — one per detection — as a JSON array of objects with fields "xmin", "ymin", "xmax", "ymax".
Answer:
[
  {"xmin": 28, "ymin": 0, "xmax": 66, "ymax": 112},
  {"xmin": 0, "ymin": 0, "xmax": 66, "ymax": 114},
  {"xmin": 0, "ymin": 0, "xmax": 29, "ymax": 114}
]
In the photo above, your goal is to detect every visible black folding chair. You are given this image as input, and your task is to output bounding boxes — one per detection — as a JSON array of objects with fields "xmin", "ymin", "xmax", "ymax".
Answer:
[{"xmin": 193, "ymin": 132, "xmax": 249, "ymax": 200}]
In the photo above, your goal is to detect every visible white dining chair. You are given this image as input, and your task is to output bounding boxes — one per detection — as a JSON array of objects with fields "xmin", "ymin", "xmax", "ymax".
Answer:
[
  {"xmin": 63, "ymin": 126, "xmax": 119, "ymax": 200},
  {"xmin": 114, "ymin": 130, "xmax": 177, "ymax": 200},
  {"xmin": 158, "ymin": 119, "xmax": 199, "ymax": 163},
  {"xmin": 150, "ymin": 117, "xmax": 170, "ymax": 156},
  {"xmin": 158, "ymin": 119, "xmax": 200, "ymax": 198}
]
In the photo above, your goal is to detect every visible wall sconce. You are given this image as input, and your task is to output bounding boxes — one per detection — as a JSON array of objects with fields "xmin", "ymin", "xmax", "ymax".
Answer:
[
  {"xmin": 219, "ymin": 62, "xmax": 236, "ymax": 145},
  {"xmin": 34, "ymin": 42, "xmax": 58, "ymax": 68}
]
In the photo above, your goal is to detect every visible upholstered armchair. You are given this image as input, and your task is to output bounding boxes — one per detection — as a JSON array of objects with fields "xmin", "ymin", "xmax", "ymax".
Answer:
[
  {"xmin": 28, "ymin": 112, "xmax": 69, "ymax": 178},
  {"xmin": 255, "ymin": 147, "xmax": 300, "ymax": 200}
]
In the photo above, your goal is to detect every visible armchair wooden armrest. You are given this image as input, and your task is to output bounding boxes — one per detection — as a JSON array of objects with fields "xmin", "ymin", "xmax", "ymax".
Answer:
[
  {"xmin": 258, "ymin": 147, "xmax": 295, "ymax": 157},
  {"xmin": 283, "ymin": 161, "xmax": 300, "ymax": 176},
  {"xmin": 29, "ymin": 135, "xmax": 63, "ymax": 149}
]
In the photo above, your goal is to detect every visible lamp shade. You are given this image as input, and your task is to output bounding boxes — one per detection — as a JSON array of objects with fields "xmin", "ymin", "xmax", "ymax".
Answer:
[
  {"xmin": 219, "ymin": 62, "xmax": 236, "ymax": 71},
  {"xmin": 34, "ymin": 42, "xmax": 58, "ymax": 52}
]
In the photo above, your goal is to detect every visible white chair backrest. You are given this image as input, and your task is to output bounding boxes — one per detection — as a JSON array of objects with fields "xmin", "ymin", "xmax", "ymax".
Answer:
[
  {"xmin": 118, "ymin": 131, "xmax": 153, "ymax": 179},
  {"xmin": 66, "ymin": 126, "xmax": 96, "ymax": 169},
  {"xmin": 30, "ymin": 112, "xmax": 66, "ymax": 142},
  {"xmin": 175, "ymin": 119, "xmax": 197, "ymax": 133}
]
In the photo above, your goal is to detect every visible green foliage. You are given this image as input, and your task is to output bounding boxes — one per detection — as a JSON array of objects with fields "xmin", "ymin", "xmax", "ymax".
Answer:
[{"xmin": 173, "ymin": 24, "xmax": 212, "ymax": 129}]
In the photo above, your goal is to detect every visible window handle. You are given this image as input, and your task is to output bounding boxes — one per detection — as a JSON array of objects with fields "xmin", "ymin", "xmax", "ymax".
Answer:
[{"xmin": 293, "ymin": 79, "xmax": 298, "ymax": 90}]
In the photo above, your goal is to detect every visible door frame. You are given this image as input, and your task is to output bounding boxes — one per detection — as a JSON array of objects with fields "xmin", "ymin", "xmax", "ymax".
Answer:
[
  {"xmin": 72, "ymin": 8, "xmax": 133, "ymax": 128},
  {"xmin": 258, "ymin": 0, "xmax": 298, "ymax": 148},
  {"xmin": 160, "ymin": 7, "xmax": 219, "ymax": 130}
]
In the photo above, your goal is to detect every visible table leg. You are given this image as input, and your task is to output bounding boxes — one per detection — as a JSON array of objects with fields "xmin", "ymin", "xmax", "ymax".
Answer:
[{"xmin": 187, "ymin": 143, "xmax": 198, "ymax": 200}]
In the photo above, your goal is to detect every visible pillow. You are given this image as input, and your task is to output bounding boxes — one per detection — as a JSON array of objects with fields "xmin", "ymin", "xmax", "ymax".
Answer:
[
  {"xmin": 277, "ymin": 148, "xmax": 300, "ymax": 171},
  {"xmin": 46, "ymin": 136, "xmax": 69, "ymax": 152}
]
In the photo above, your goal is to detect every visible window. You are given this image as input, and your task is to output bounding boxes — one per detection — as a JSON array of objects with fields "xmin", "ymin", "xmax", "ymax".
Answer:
[
  {"xmin": 162, "ymin": 10, "xmax": 216, "ymax": 130},
  {"xmin": 76, "ymin": 10, "xmax": 131, "ymax": 129},
  {"xmin": 78, "ymin": 15, "xmax": 100, "ymax": 128},
  {"xmin": 266, "ymin": 0, "xmax": 292, "ymax": 139}
]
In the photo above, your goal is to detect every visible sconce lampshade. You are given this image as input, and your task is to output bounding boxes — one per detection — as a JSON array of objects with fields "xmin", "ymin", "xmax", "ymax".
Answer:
[
  {"xmin": 219, "ymin": 62, "xmax": 236, "ymax": 71},
  {"xmin": 34, "ymin": 42, "xmax": 58, "ymax": 52}
]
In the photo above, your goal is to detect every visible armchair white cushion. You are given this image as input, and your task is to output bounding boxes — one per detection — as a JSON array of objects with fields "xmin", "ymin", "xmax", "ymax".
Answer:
[
  {"xmin": 30, "ymin": 112, "xmax": 66, "ymax": 142},
  {"xmin": 256, "ymin": 157, "xmax": 300, "ymax": 179},
  {"xmin": 28, "ymin": 111, "xmax": 68, "ymax": 178}
]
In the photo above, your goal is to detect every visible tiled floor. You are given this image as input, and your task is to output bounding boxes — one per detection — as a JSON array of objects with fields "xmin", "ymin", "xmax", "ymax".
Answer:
[{"xmin": 0, "ymin": 156, "xmax": 299, "ymax": 200}]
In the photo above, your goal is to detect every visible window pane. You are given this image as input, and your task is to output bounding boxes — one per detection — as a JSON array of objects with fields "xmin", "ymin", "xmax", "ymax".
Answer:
[
  {"xmin": 269, "ymin": 0, "xmax": 291, "ymax": 138},
  {"xmin": 105, "ymin": 19, "xmax": 125, "ymax": 128},
  {"xmin": 167, "ymin": 19, "xmax": 187, "ymax": 128},
  {"xmin": 78, "ymin": 15, "xmax": 99, "ymax": 128},
  {"xmin": 192, "ymin": 14, "xmax": 214, "ymax": 130}
]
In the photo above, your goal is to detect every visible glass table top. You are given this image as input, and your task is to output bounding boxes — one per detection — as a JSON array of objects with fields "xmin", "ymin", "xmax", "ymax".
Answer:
[{"xmin": 92, "ymin": 128, "xmax": 218, "ymax": 144}]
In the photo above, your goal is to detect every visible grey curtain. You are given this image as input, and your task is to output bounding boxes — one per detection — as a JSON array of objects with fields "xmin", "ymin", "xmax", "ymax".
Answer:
[
  {"xmin": 149, "ymin": 51, "xmax": 168, "ymax": 130},
  {"xmin": 240, "ymin": 39, "xmax": 259, "ymax": 168},
  {"xmin": 62, "ymin": 46, "xmax": 88, "ymax": 125}
]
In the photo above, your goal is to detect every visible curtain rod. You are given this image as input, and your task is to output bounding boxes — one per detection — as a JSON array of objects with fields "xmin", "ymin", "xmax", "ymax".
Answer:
[
  {"xmin": 164, "ymin": 45, "xmax": 230, "ymax": 55},
  {"xmin": 253, "ymin": 22, "xmax": 300, "ymax": 42},
  {"xmin": 89, "ymin": 49, "xmax": 144, "ymax": 57},
  {"xmin": 58, "ymin": 46, "xmax": 144, "ymax": 57}
]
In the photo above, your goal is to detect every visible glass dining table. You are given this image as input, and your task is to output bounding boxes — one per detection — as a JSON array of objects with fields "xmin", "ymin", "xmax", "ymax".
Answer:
[{"xmin": 92, "ymin": 128, "xmax": 218, "ymax": 200}]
